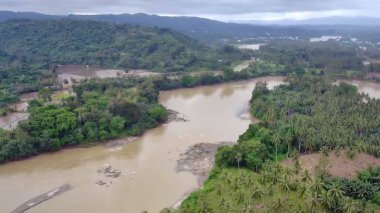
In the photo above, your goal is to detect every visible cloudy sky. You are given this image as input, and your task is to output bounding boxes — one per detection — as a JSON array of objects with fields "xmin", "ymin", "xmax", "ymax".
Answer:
[{"xmin": 1, "ymin": 0, "xmax": 380, "ymax": 22}]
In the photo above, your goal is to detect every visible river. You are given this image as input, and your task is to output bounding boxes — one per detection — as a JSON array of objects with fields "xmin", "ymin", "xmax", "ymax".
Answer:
[{"xmin": 0, "ymin": 76, "xmax": 379, "ymax": 213}]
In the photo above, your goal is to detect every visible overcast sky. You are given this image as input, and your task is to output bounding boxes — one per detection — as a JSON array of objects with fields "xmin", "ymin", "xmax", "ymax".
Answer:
[{"xmin": 1, "ymin": 0, "xmax": 380, "ymax": 22}]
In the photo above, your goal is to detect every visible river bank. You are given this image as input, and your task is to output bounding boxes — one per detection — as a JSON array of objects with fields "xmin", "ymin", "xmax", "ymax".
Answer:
[
  {"xmin": 0, "ymin": 77, "xmax": 285, "ymax": 213},
  {"xmin": 1, "ymin": 76, "xmax": 379, "ymax": 212}
]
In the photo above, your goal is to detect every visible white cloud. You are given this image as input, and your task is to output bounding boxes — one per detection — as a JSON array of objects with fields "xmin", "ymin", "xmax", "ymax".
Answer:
[{"xmin": 1, "ymin": 0, "xmax": 380, "ymax": 21}]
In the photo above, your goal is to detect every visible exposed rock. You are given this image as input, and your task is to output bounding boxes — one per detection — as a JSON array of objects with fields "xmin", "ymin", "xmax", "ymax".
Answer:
[
  {"xmin": 95, "ymin": 180, "xmax": 106, "ymax": 185},
  {"xmin": 176, "ymin": 142, "xmax": 234, "ymax": 185},
  {"xmin": 166, "ymin": 109, "xmax": 189, "ymax": 123},
  {"xmin": 96, "ymin": 164, "xmax": 122, "ymax": 182}
]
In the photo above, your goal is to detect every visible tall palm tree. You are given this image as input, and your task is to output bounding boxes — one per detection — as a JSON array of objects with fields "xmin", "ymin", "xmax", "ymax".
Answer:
[
  {"xmin": 278, "ymin": 178, "xmax": 291, "ymax": 198},
  {"xmin": 308, "ymin": 194, "xmax": 319, "ymax": 213},
  {"xmin": 235, "ymin": 152, "xmax": 243, "ymax": 170},
  {"xmin": 318, "ymin": 190, "xmax": 333, "ymax": 212},
  {"xmin": 328, "ymin": 185, "xmax": 343, "ymax": 213},
  {"xmin": 341, "ymin": 197, "xmax": 358, "ymax": 213},
  {"xmin": 311, "ymin": 179, "xmax": 324, "ymax": 196},
  {"xmin": 285, "ymin": 131, "xmax": 293, "ymax": 158},
  {"xmin": 272, "ymin": 132, "xmax": 281, "ymax": 162}
]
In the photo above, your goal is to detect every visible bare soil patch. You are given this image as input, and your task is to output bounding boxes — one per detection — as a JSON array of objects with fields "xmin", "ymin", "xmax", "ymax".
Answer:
[{"xmin": 282, "ymin": 151, "xmax": 380, "ymax": 179}]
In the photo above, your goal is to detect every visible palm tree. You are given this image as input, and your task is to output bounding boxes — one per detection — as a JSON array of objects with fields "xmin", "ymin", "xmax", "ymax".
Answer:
[
  {"xmin": 283, "ymin": 167, "xmax": 293, "ymax": 179},
  {"xmin": 308, "ymin": 194, "xmax": 319, "ymax": 213},
  {"xmin": 291, "ymin": 202, "xmax": 306, "ymax": 213},
  {"xmin": 297, "ymin": 184, "xmax": 308, "ymax": 199},
  {"xmin": 250, "ymin": 186, "xmax": 264, "ymax": 201},
  {"xmin": 278, "ymin": 178, "xmax": 291, "ymax": 198},
  {"xmin": 318, "ymin": 190, "xmax": 333, "ymax": 211},
  {"xmin": 235, "ymin": 189, "xmax": 246, "ymax": 208},
  {"xmin": 328, "ymin": 185, "xmax": 343, "ymax": 213},
  {"xmin": 285, "ymin": 131, "xmax": 293, "ymax": 158},
  {"xmin": 341, "ymin": 197, "xmax": 358, "ymax": 213},
  {"xmin": 271, "ymin": 197, "xmax": 286, "ymax": 213},
  {"xmin": 235, "ymin": 152, "xmax": 243, "ymax": 170},
  {"xmin": 222, "ymin": 171, "xmax": 231, "ymax": 184},
  {"xmin": 272, "ymin": 132, "xmax": 281, "ymax": 161},
  {"xmin": 311, "ymin": 179, "xmax": 324, "ymax": 196},
  {"xmin": 301, "ymin": 170, "xmax": 312, "ymax": 183},
  {"xmin": 293, "ymin": 158, "xmax": 302, "ymax": 175}
]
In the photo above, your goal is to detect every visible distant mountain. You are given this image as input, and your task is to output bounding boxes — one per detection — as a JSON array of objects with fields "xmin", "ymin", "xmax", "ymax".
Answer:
[
  {"xmin": 0, "ymin": 11, "xmax": 315, "ymax": 42},
  {"xmin": 245, "ymin": 16, "xmax": 380, "ymax": 26},
  {"xmin": 0, "ymin": 11, "xmax": 380, "ymax": 43},
  {"xmin": 0, "ymin": 11, "xmax": 61, "ymax": 21}
]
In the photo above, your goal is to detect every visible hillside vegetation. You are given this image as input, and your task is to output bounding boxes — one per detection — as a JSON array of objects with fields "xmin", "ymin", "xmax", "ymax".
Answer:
[{"xmin": 0, "ymin": 19, "xmax": 247, "ymax": 112}]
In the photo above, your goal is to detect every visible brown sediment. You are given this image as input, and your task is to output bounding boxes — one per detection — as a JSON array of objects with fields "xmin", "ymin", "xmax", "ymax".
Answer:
[
  {"xmin": 11, "ymin": 184, "xmax": 71, "ymax": 213},
  {"xmin": 282, "ymin": 151, "xmax": 380, "ymax": 179}
]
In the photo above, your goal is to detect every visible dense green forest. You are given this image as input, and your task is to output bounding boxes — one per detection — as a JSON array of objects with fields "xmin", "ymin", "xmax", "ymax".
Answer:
[
  {"xmin": 179, "ymin": 76, "xmax": 380, "ymax": 212},
  {"xmin": 0, "ymin": 19, "xmax": 248, "ymax": 114},
  {"xmin": 0, "ymin": 63, "xmax": 291, "ymax": 163},
  {"xmin": 0, "ymin": 77, "xmax": 167, "ymax": 162},
  {"xmin": 258, "ymin": 41, "xmax": 364, "ymax": 77}
]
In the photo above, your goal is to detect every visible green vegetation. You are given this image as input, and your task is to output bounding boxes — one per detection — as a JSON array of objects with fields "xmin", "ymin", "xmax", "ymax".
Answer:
[
  {"xmin": 250, "ymin": 75, "xmax": 380, "ymax": 156},
  {"xmin": 179, "ymin": 75, "xmax": 380, "ymax": 212},
  {"xmin": 258, "ymin": 41, "xmax": 364, "ymax": 77},
  {"xmin": 0, "ymin": 19, "xmax": 249, "ymax": 114},
  {"xmin": 0, "ymin": 77, "xmax": 167, "ymax": 162}
]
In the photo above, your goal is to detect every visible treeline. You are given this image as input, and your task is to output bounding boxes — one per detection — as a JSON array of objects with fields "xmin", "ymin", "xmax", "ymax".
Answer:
[
  {"xmin": 0, "ymin": 19, "xmax": 249, "ymax": 114},
  {"xmin": 258, "ymin": 41, "xmax": 364, "ymax": 75},
  {"xmin": 0, "ymin": 77, "xmax": 167, "ymax": 162}
]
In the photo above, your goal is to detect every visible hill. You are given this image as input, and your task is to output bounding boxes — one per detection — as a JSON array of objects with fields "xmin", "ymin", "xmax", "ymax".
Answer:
[
  {"xmin": 2, "ymin": 11, "xmax": 380, "ymax": 43},
  {"xmin": 0, "ymin": 19, "xmax": 246, "ymax": 109}
]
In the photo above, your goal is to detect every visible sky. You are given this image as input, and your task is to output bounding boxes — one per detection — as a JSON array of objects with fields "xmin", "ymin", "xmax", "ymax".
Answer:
[{"xmin": 1, "ymin": 0, "xmax": 380, "ymax": 22}]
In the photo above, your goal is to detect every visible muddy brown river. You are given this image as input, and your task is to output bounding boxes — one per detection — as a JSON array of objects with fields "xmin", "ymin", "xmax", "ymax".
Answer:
[{"xmin": 0, "ymin": 77, "xmax": 379, "ymax": 213}]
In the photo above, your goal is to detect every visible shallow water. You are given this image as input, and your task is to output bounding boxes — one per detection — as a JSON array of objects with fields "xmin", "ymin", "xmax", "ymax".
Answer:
[
  {"xmin": 1, "ymin": 77, "xmax": 379, "ymax": 213},
  {"xmin": 0, "ymin": 77, "xmax": 284, "ymax": 213}
]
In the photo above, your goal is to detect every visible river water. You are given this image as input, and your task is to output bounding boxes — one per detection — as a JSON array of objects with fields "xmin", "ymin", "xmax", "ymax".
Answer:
[{"xmin": 0, "ymin": 76, "xmax": 379, "ymax": 213}]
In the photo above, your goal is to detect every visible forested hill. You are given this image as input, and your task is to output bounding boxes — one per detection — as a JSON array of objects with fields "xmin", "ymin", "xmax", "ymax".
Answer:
[
  {"xmin": 0, "ymin": 19, "xmax": 244, "ymax": 73},
  {"xmin": 2, "ymin": 11, "xmax": 380, "ymax": 43}
]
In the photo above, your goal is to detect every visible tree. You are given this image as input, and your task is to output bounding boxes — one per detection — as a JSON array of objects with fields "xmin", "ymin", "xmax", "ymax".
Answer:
[
  {"xmin": 38, "ymin": 88, "xmax": 52, "ymax": 102},
  {"xmin": 341, "ymin": 197, "xmax": 358, "ymax": 213},
  {"xmin": 318, "ymin": 191, "xmax": 333, "ymax": 211},
  {"xmin": 271, "ymin": 197, "xmax": 286, "ymax": 213},
  {"xmin": 278, "ymin": 178, "xmax": 291, "ymax": 198},
  {"xmin": 272, "ymin": 131, "xmax": 281, "ymax": 162},
  {"xmin": 301, "ymin": 170, "xmax": 312, "ymax": 183},
  {"xmin": 235, "ymin": 152, "xmax": 243, "ymax": 170}
]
